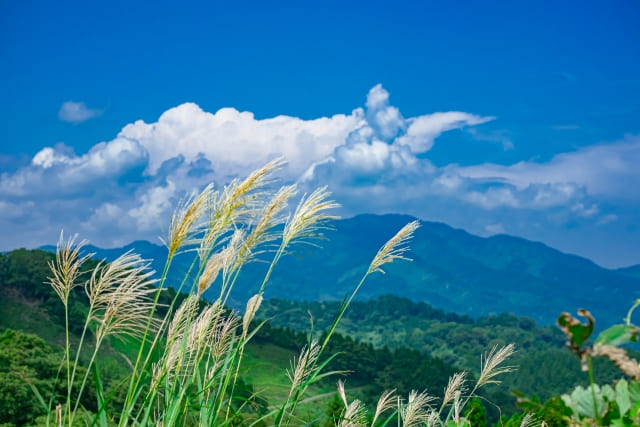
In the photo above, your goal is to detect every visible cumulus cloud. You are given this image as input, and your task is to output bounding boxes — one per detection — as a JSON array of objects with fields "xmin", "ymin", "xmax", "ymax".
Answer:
[
  {"xmin": 456, "ymin": 136, "xmax": 640, "ymax": 201},
  {"xmin": 1, "ymin": 84, "xmax": 639, "ymax": 266},
  {"xmin": 58, "ymin": 101, "xmax": 102, "ymax": 123},
  {"xmin": 0, "ymin": 138, "xmax": 148, "ymax": 197},
  {"xmin": 119, "ymin": 103, "xmax": 364, "ymax": 179}
]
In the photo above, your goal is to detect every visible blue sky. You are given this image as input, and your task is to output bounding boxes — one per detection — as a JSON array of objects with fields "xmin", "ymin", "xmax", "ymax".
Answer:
[{"xmin": 1, "ymin": 0, "xmax": 639, "ymax": 267}]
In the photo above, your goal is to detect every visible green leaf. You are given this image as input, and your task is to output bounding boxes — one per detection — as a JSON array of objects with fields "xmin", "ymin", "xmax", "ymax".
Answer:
[
  {"xmin": 616, "ymin": 379, "xmax": 631, "ymax": 416},
  {"xmin": 628, "ymin": 380, "xmax": 640, "ymax": 402},
  {"xmin": 595, "ymin": 324, "xmax": 639, "ymax": 347},
  {"xmin": 602, "ymin": 384, "xmax": 616, "ymax": 402},
  {"xmin": 558, "ymin": 311, "xmax": 594, "ymax": 347},
  {"xmin": 568, "ymin": 384, "xmax": 605, "ymax": 419}
]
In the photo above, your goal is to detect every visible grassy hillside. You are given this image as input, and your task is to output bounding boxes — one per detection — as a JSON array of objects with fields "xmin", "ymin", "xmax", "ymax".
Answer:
[{"xmin": 0, "ymin": 249, "xmax": 478, "ymax": 425}]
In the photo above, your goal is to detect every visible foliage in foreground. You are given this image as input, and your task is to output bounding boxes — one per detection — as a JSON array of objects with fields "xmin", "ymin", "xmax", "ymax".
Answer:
[{"xmin": 10, "ymin": 159, "xmax": 521, "ymax": 426}]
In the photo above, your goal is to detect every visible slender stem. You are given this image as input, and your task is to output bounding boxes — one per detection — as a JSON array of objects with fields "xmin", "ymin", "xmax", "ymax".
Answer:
[
  {"xmin": 70, "ymin": 339, "xmax": 103, "ymax": 424},
  {"xmin": 625, "ymin": 299, "xmax": 640, "ymax": 325},
  {"xmin": 64, "ymin": 302, "xmax": 71, "ymax": 425},
  {"xmin": 120, "ymin": 254, "xmax": 174, "ymax": 425},
  {"xmin": 587, "ymin": 356, "xmax": 600, "ymax": 424},
  {"xmin": 66, "ymin": 301, "xmax": 95, "ymax": 425}
]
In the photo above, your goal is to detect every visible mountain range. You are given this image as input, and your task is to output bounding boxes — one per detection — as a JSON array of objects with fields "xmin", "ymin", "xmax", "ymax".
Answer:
[{"xmin": 42, "ymin": 214, "xmax": 640, "ymax": 327}]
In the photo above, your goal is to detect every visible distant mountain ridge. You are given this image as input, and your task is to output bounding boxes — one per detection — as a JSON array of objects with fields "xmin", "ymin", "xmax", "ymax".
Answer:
[{"xmin": 40, "ymin": 214, "xmax": 640, "ymax": 327}]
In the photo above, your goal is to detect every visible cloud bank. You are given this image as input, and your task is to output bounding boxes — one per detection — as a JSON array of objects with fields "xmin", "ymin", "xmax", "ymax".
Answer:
[{"xmin": 1, "ymin": 85, "xmax": 639, "ymax": 267}]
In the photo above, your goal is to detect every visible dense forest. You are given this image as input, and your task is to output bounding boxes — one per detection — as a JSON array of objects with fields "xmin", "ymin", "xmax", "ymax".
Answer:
[{"xmin": 259, "ymin": 297, "xmax": 626, "ymax": 401}]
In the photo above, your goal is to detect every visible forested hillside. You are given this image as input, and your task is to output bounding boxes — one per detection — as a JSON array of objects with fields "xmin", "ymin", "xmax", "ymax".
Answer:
[
  {"xmin": 259, "ymin": 296, "xmax": 625, "ymax": 402},
  {"xmin": 50, "ymin": 214, "xmax": 640, "ymax": 327}
]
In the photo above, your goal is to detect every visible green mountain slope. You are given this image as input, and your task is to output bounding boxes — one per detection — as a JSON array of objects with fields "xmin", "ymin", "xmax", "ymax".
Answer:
[{"xmin": 49, "ymin": 214, "xmax": 640, "ymax": 327}]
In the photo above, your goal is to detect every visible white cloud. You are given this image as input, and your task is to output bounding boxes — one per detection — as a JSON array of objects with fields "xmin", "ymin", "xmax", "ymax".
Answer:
[
  {"xmin": 395, "ymin": 112, "xmax": 494, "ymax": 153},
  {"xmin": 1, "ymin": 84, "xmax": 638, "ymax": 266},
  {"xmin": 119, "ymin": 103, "xmax": 364, "ymax": 180},
  {"xmin": 365, "ymin": 84, "xmax": 405, "ymax": 140},
  {"xmin": 457, "ymin": 136, "xmax": 640, "ymax": 201},
  {"xmin": 0, "ymin": 137, "xmax": 148, "ymax": 197},
  {"xmin": 58, "ymin": 101, "xmax": 102, "ymax": 123},
  {"xmin": 127, "ymin": 181, "xmax": 177, "ymax": 232}
]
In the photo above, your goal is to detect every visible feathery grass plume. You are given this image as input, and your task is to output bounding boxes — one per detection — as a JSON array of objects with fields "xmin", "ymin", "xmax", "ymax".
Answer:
[
  {"xmin": 163, "ymin": 183, "xmax": 213, "ymax": 257},
  {"xmin": 198, "ymin": 158, "xmax": 284, "ymax": 261},
  {"xmin": 426, "ymin": 409, "xmax": 440, "ymax": 427},
  {"xmin": 371, "ymin": 389, "xmax": 397, "ymax": 425},
  {"xmin": 477, "ymin": 343, "xmax": 516, "ymax": 387},
  {"xmin": 47, "ymin": 232, "xmax": 92, "ymax": 305},
  {"xmin": 155, "ymin": 295, "xmax": 198, "ymax": 384},
  {"xmin": 451, "ymin": 391, "xmax": 462, "ymax": 423},
  {"xmin": 336, "ymin": 381, "xmax": 367, "ymax": 427},
  {"xmin": 339, "ymin": 400, "xmax": 367, "ymax": 427},
  {"xmin": 187, "ymin": 301, "xmax": 225, "ymax": 355},
  {"xmin": 166, "ymin": 295, "xmax": 200, "ymax": 344},
  {"xmin": 154, "ymin": 297, "xmax": 207, "ymax": 388},
  {"xmin": 287, "ymin": 340, "xmax": 321, "ymax": 393},
  {"xmin": 519, "ymin": 413, "xmax": 537, "ymax": 427},
  {"xmin": 401, "ymin": 390, "xmax": 435, "ymax": 427},
  {"xmin": 281, "ymin": 186, "xmax": 340, "ymax": 247},
  {"xmin": 197, "ymin": 229, "xmax": 246, "ymax": 295},
  {"xmin": 205, "ymin": 310, "xmax": 238, "ymax": 361},
  {"xmin": 226, "ymin": 157, "xmax": 285, "ymax": 212},
  {"xmin": 201, "ymin": 311, "xmax": 238, "ymax": 395},
  {"xmin": 237, "ymin": 184, "xmax": 297, "ymax": 265},
  {"xmin": 367, "ymin": 220, "xmax": 421, "ymax": 275},
  {"xmin": 592, "ymin": 344, "xmax": 640, "ymax": 379},
  {"xmin": 442, "ymin": 372, "xmax": 467, "ymax": 409},
  {"xmin": 242, "ymin": 294, "xmax": 263, "ymax": 336},
  {"xmin": 198, "ymin": 251, "xmax": 225, "ymax": 296},
  {"xmin": 200, "ymin": 157, "xmax": 286, "ymax": 258},
  {"xmin": 337, "ymin": 379, "xmax": 348, "ymax": 406},
  {"xmin": 87, "ymin": 251, "xmax": 158, "ymax": 343}
]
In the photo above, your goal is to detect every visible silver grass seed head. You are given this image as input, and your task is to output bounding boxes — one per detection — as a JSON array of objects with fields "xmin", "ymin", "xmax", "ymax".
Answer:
[
  {"xmin": 238, "ymin": 184, "xmax": 297, "ymax": 264},
  {"xmin": 372, "ymin": 389, "xmax": 396, "ymax": 425},
  {"xmin": 337, "ymin": 379, "xmax": 348, "ymax": 407},
  {"xmin": 368, "ymin": 220, "xmax": 421, "ymax": 275},
  {"xmin": 207, "ymin": 311, "xmax": 238, "ymax": 360},
  {"xmin": 166, "ymin": 295, "xmax": 199, "ymax": 344},
  {"xmin": 519, "ymin": 413, "xmax": 537, "ymax": 427},
  {"xmin": 336, "ymin": 381, "xmax": 368, "ymax": 427},
  {"xmin": 187, "ymin": 302, "xmax": 220, "ymax": 353},
  {"xmin": 401, "ymin": 390, "xmax": 434, "ymax": 427},
  {"xmin": 198, "ymin": 158, "xmax": 284, "ymax": 260},
  {"xmin": 164, "ymin": 183, "xmax": 213, "ymax": 257},
  {"xmin": 339, "ymin": 400, "xmax": 367, "ymax": 427},
  {"xmin": 426, "ymin": 409, "xmax": 440, "ymax": 427},
  {"xmin": 477, "ymin": 343, "xmax": 516, "ymax": 387},
  {"xmin": 89, "ymin": 252, "xmax": 158, "ymax": 342},
  {"xmin": 197, "ymin": 249, "xmax": 226, "ymax": 296},
  {"xmin": 282, "ymin": 186, "xmax": 340, "ymax": 247},
  {"xmin": 242, "ymin": 294, "xmax": 263, "ymax": 336},
  {"xmin": 287, "ymin": 341, "xmax": 320, "ymax": 392},
  {"xmin": 47, "ymin": 231, "xmax": 92, "ymax": 305},
  {"xmin": 442, "ymin": 371, "xmax": 467, "ymax": 408},
  {"xmin": 592, "ymin": 344, "xmax": 640, "ymax": 380},
  {"xmin": 452, "ymin": 390, "xmax": 462, "ymax": 423}
]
